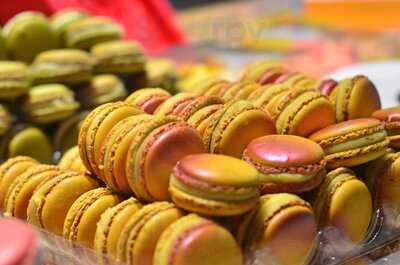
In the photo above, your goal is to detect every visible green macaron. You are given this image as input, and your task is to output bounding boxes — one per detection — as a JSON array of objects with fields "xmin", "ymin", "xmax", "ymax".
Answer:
[
  {"xmin": 50, "ymin": 9, "xmax": 88, "ymax": 47},
  {"xmin": 0, "ymin": 28, "xmax": 7, "ymax": 60},
  {"xmin": 0, "ymin": 104, "xmax": 12, "ymax": 137},
  {"xmin": 0, "ymin": 61, "xmax": 30, "ymax": 99}
]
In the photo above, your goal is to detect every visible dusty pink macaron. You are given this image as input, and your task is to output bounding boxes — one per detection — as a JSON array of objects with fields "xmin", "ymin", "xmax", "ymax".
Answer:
[{"xmin": 243, "ymin": 135, "xmax": 326, "ymax": 194}]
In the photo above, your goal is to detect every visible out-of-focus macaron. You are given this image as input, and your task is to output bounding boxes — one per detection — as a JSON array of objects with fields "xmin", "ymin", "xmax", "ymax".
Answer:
[
  {"xmin": 94, "ymin": 198, "xmax": 142, "ymax": 259},
  {"xmin": 3, "ymin": 164, "xmax": 60, "ymax": 219},
  {"xmin": 249, "ymin": 83, "xmax": 289, "ymax": 110},
  {"xmin": 0, "ymin": 104, "xmax": 12, "ymax": 136},
  {"xmin": 330, "ymin": 75, "xmax": 381, "ymax": 122},
  {"xmin": 0, "ymin": 125, "xmax": 53, "ymax": 163},
  {"xmin": 191, "ymin": 77, "xmax": 231, "ymax": 96},
  {"xmin": 155, "ymin": 214, "xmax": 243, "ymax": 265},
  {"xmin": 240, "ymin": 60, "xmax": 283, "ymax": 83},
  {"xmin": 50, "ymin": 9, "xmax": 88, "ymax": 47},
  {"xmin": 21, "ymin": 83, "xmax": 80, "ymax": 124},
  {"xmin": 154, "ymin": 93, "xmax": 197, "ymax": 116},
  {"xmin": 0, "ymin": 61, "xmax": 30, "ymax": 99},
  {"xmin": 312, "ymin": 167, "xmax": 372, "ymax": 243},
  {"xmin": 78, "ymin": 102, "xmax": 142, "ymax": 175},
  {"xmin": 91, "ymin": 40, "xmax": 145, "ymax": 75},
  {"xmin": 125, "ymin": 116, "xmax": 205, "ymax": 201},
  {"xmin": 177, "ymin": 95, "xmax": 223, "ymax": 121},
  {"xmin": 30, "ymin": 49, "xmax": 92, "ymax": 85},
  {"xmin": 237, "ymin": 193, "xmax": 317, "ymax": 265},
  {"xmin": 63, "ymin": 187, "xmax": 122, "ymax": 248},
  {"xmin": 146, "ymin": 58, "xmax": 178, "ymax": 94},
  {"xmin": 58, "ymin": 146, "xmax": 87, "ymax": 174},
  {"xmin": 27, "ymin": 171, "xmax": 100, "ymax": 236},
  {"xmin": 116, "ymin": 202, "xmax": 183, "ymax": 264},
  {"xmin": 170, "ymin": 154, "xmax": 259, "ymax": 216},
  {"xmin": 0, "ymin": 156, "xmax": 38, "ymax": 209},
  {"xmin": 125, "ymin": 88, "xmax": 171, "ymax": 114},
  {"xmin": 65, "ymin": 16, "xmax": 123, "ymax": 50},
  {"xmin": 220, "ymin": 81, "xmax": 260, "ymax": 102},
  {"xmin": 0, "ymin": 27, "xmax": 7, "ymax": 60},
  {"xmin": 317, "ymin": 79, "xmax": 338, "ymax": 96},
  {"xmin": 78, "ymin": 74, "xmax": 127, "ymax": 109},
  {"xmin": 372, "ymin": 107, "xmax": 400, "ymax": 149},
  {"xmin": 310, "ymin": 118, "xmax": 389, "ymax": 169},
  {"xmin": 243, "ymin": 135, "xmax": 326, "ymax": 194},
  {"xmin": 3, "ymin": 11, "xmax": 58, "ymax": 62}
]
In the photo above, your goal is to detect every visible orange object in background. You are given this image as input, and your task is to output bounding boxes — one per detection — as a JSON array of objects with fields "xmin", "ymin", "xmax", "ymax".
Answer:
[{"xmin": 305, "ymin": 0, "xmax": 400, "ymax": 32}]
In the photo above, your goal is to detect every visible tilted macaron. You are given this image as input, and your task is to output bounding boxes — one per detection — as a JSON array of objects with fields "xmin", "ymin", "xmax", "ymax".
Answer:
[
  {"xmin": 317, "ymin": 79, "xmax": 338, "ymax": 96},
  {"xmin": 310, "ymin": 118, "xmax": 389, "ymax": 169},
  {"xmin": 50, "ymin": 9, "xmax": 87, "ymax": 47},
  {"xmin": 187, "ymin": 103, "xmax": 224, "ymax": 139},
  {"xmin": 94, "ymin": 198, "xmax": 142, "ymax": 259},
  {"xmin": 279, "ymin": 73, "xmax": 317, "ymax": 89},
  {"xmin": 3, "ymin": 11, "xmax": 58, "ymax": 63},
  {"xmin": 176, "ymin": 95, "xmax": 223, "ymax": 121},
  {"xmin": 3, "ymin": 164, "xmax": 60, "ymax": 219},
  {"xmin": 30, "ymin": 49, "xmax": 92, "ymax": 85},
  {"xmin": 312, "ymin": 167, "xmax": 372, "ymax": 243},
  {"xmin": 243, "ymin": 135, "xmax": 326, "ymax": 194},
  {"xmin": 125, "ymin": 88, "xmax": 171, "ymax": 114},
  {"xmin": 170, "ymin": 154, "xmax": 260, "ymax": 216},
  {"xmin": 257, "ymin": 67, "xmax": 290, "ymax": 85},
  {"xmin": 0, "ymin": 125, "xmax": 53, "ymax": 163},
  {"xmin": 372, "ymin": 107, "xmax": 400, "ymax": 149},
  {"xmin": 155, "ymin": 214, "xmax": 243, "ymax": 265},
  {"xmin": 202, "ymin": 100, "xmax": 276, "ymax": 158},
  {"xmin": 0, "ymin": 104, "xmax": 12, "ymax": 136},
  {"xmin": 91, "ymin": 40, "xmax": 145, "ymax": 75},
  {"xmin": 268, "ymin": 87, "xmax": 336, "ymax": 136},
  {"xmin": 116, "ymin": 202, "xmax": 183, "ymax": 264},
  {"xmin": 0, "ymin": 156, "xmax": 38, "ymax": 209},
  {"xmin": 146, "ymin": 58, "xmax": 178, "ymax": 94},
  {"xmin": 27, "ymin": 171, "xmax": 100, "ymax": 236},
  {"xmin": 220, "ymin": 81, "xmax": 261, "ymax": 102},
  {"xmin": 249, "ymin": 83, "xmax": 289, "ymax": 109},
  {"xmin": 329, "ymin": 75, "xmax": 381, "ymax": 122},
  {"xmin": 154, "ymin": 92, "xmax": 197, "ymax": 116},
  {"xmin": 237, "ymin": 193, "xmax": 317, "ymax": 265},
  {"xmin": 240, "ymin": 60, "xmax": 282, "ymax": 83},
  {"xmin": 66, "ymin": 16, "xmax": 123, "ymax": 50},
  {"xmin": 191, "ymin": 77, "xmax": 230, "ymax": 96},
  {"xmin": 0, "ymin": 61, "xmax": 30, "ymax": 99},
  {"xmin": 78, "ymin": 74, "xmax": 127, "ymax": 109},
  {"xmin": 0, "ymin": 27, "xmax": 6, "ymax": 60},
  {"xmin": 58, "ymin": 146, "xmax": 87, "ymax": 174},
  {"xmin": 63, "ymin": 187, "xmax": 122, "ymax": 248},
  {"xmin": 78, "ymin": 102, "xmax": 142, "ymax": 175},
  {"xmin": 21, "ymin": 84, "xmax": 80, "ymax": 124},
  {"xmin": 125, "ymin": 115, "xmax": 205, "ymax": 201}
]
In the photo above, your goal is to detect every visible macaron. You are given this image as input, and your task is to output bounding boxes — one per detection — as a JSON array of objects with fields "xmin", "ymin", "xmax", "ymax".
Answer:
[
  {"xmin": 66, "ymin": 16, "xmax": 123, "ymax": 50},
  {"xmin": 29, "ymin": 49, "xmax": 92, "ymax": 85},
  {"xmin": 125, "ymin": 88, "xmax": 171, "ymax": 114},
  {"xmin": 27, "ymin": 171, "xmax": 100, "ymax": 236},
  {"xmin": 0, "ymin": 125, "xmax": 53, "ymax": 163},
  {"xmin": 90, "ymin": 40, "xmax": 145, "ymax": 75},
  {"xmin": 146, "ymin": 58, "xmax": 178, "ymax": 94},
  {"xmin": 312, "ymin": 167, "xmax": 372, "ymax": 243},
  {"xmin": 249, "ymin": 83, "xmax": 289, "ymax": 109},
  {"xmin": 153, "ymin": 92, "xmax": 197, "ymax": 116},
  {"xmin": 78, "ymin": 74, "xmax": 128, "ymax": 109},
  {"xmin": 372, "ymin": 107, "xmax": 400, "ymax": 149},
  {"xmin": 0, "ymin": 104, "xmax": 12, "ymax": 136},
  {"xmin": 177, "ymin": 95, "xmax": 223, "ymax": 121},
  {"xmin": 154, "ymin": 214, "xmax": 243, "ymax": 265},
  {"xmin": 187, "ymin": 103, "xmax": 224, "ymax": 138},
  {"xmin": 280, "ymin": 73, "xmax": 317, "ymax": 89},
  {"xmin": 21, "ymin": 83, "xmax": 80, "ymax": 124},
  {"xmin": 94, "ymin": 197, "xmax": 142, "ymax": 258},
  {"xmin": 330, "ymin": 75, "xmax": 381, "ymax": 122},
  {"xmin": 240, "ymin": 60, "xmax": 282, "ymax": 83},
  {"xmin": 169, "ymin": 153, "xmax": 260, "ymax": 216},
  {"xmin": 98, "ymin": 114, "xmax": 153, "ymax": 192},
  {"xmin": 318, "ymin": 79, "xmax": 338, "ymax": 96},
  {"xmin": 3, "ymin": 164, "xmax": 60, "ymax": 219},
  {"xmin": 310, "ymin": 118, "xmax": 389, "ymax": 169},
  {"xmin": 58, "ymin": 146, "xmax": 87, "ymax": 174},
  {"xmin": 191, "ymin": 77, "xmax": 230, "ymax": 96},
  {"xmin": 3, "ymin": 11, "xmax": 58, "ymax": 62},
  {"xmin": 63, "ymin": 187, "xmax": 122, "ymax": 248},
  {"xmin": 78, "ymin": 102, "xmax": 142, "ymax": 175},
  {"xmin": 243, "ymin": 135, "xmax": 326, "ymax": 194},
  {"xmin": 125, "ymin": 115, "xmax": 205, "ymax": 201},
  {"xmin": 0, "ymin": 61, "xmax": 30, "ymax": 99},
  {"xmin": 204, "ymin": 100, "xmax": 276, "ymax": 158},
  {"xmin": 50, "ymin": 9, "xmax": 88, "ymax": 47},
  {"xmin": 116, "ymin": 202, "xmax": 183, "ymax": 264},
  {"xmin": 0, "ymin": 27, "xmax": 7, "ymax": 60},
  {"xmin": 237, "ymin": 193, "xmax": 317, "ymax": 265},
  {"xmin": 0, "ymin": 219, "xmax": 39, "ymax": 265},
  {"xmin": 221, "ymin": 81, "xmax": 261, "ymax": 102},
  {"xmin": 268, "ymin": 87, "xmax": 336, "ymax": 136},
  {"xmin": 0, "ymin": 156, "xmax": 38, "ymax": 209}
]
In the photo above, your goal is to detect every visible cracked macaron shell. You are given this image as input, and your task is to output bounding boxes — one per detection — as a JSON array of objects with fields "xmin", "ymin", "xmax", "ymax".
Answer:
[
  {"xmin": 0, "ymin": 156, "xmax": 38, "ymax": 209},
  {"xmin": 125, "ymin": 88, "xmax": 171, "ymax": 114},
  {"xmin": 154, "ymin": 214, "xmax": 243, "ymax": 265},
  {"xmin": 94, "ymin": 197, "xmax": 142, "ymax": 258},
  {"xmin": 312, "ymin": 167, "xmax": 372, "ymax": 243},
  {"xmin": 237, "ymin": 193, "xmax": 316, "ymax": 265},
  {"xmin": 63, "ymin": 187, "xmax": 122, "ymax": 248},
  {"xmin": 116, "ymin": 202, "xmax": 183, "ymax": 264},
  {"xmin": 332, "ymin": 75, "xmax": 381, "ymax": 122},
  {"xmin": 372, "ymin": 107, "xmax": 400, "ymax": 149},
  {"xmin": 27, "ymin": 171, "xmax": 100, "ymax": 236},
  {"xmin": 0, "ymin": 61, "xmax": 30, "ymax": 99}
]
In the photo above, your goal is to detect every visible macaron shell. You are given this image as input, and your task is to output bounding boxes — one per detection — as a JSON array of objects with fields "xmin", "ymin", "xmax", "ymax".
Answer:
[{"xmin": 328, "ymin": 179, "xmax": 372, "ymax": 242}]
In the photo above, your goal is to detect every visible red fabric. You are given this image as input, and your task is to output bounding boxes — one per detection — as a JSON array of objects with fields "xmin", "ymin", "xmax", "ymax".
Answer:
[{"xmin": 0, "ymin": 0, "xmax": 186, "ymax": 53}]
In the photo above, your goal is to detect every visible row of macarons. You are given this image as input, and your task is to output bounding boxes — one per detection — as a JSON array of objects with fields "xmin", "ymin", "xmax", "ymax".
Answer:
[{"xmin": 0, "ymin": 9, "xmax": 126, "ymax": 63}]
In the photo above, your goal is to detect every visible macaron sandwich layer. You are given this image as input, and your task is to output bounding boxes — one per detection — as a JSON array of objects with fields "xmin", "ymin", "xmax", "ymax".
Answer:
[
  {"xmin": 372, "ymin": 107, "xmax": 400, "ymax": 149},
  {"xmin": 125, "ymin": 88, "xmax": 171, "ymax": 114},
  {"xmin": 0, "ymin": 61, "xmax": 30, "ymax": 99}
]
